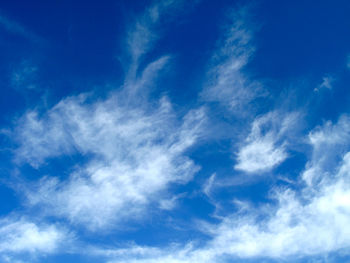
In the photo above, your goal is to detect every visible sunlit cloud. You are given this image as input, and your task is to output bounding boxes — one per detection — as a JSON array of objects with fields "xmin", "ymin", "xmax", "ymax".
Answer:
[
  {"xmin": 1, "ymin": 1, "xmax": 349, "ymax": 263},
  {"xmin": 235, "ymin": 111, "xmax": 300, "ymax": 173}
]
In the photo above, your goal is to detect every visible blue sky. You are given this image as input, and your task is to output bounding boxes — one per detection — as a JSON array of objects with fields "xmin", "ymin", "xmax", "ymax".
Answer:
[{"xmin": 1, "ymin": 0, "xmax": 350, "ymax": 262}]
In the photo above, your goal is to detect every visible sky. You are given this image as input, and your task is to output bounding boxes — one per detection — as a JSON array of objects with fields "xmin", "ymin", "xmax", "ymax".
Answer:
[{"xmin": 0, "ymin": 0, "xmax": 350, "ymax": 262}]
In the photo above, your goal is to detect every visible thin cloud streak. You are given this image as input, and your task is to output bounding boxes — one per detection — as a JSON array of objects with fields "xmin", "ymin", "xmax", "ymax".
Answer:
[{"xmin": 0, "ymin": 12, "xmax": 43, "ymax": 43}]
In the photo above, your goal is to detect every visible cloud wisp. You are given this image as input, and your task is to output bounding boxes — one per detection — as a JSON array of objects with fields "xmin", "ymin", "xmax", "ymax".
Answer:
[
  {"xmin": 234, "ymin": 111, "xmax": 300, "ymax": 173},
  {"xmin": 14, "ymin": 92, "xmax": 205, "ymax": 230},
  {"xmin": 201, "ymin": 8, "xmax": 264, "ymax": 113},
  {"xmin": 10, "ymin": 60, "xmax": 38, "ymax": 91},
  {"xmin": 0, "ymin": 12, "xmax": 43, "ymax": 43},
  {"xmin": 314, "ymin": 75, "xmax": 335, "ymax": 92}
]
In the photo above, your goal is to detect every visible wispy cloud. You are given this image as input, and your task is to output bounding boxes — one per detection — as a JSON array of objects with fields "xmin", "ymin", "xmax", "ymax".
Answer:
[
  {"xmin": 4, "ymin": 2, "xmax": 349, "ymax": 263},
  {"xmin": 125, "ymin": 0, "xmax": 178, "ymax": 63},
  {"xmin": 303, "ymin": 115, "xmax": 350, "ymax": 186},
  {"xmin": 0, "ymin": 12, "xmax": 43, "ymax": 43},
  {"xmin": 201, "ymin": 8, "xmax": 265, "ymax": 113},
  {"xmin": 121, "ymin": 0, "xmax": 199, "ymax": 104},
  {"xmin": 123, "ymin": 0, "xmax": 193, "ymax": 82},
  {"xmin": 11, "ymin": 60, "xmax": 38, "ymax": 90},
  {"xmin": 234, "ymin": 111, "xmax": 300, "ymax": 173},
  {"xmin": 314, "ymin": 75, "xmax": 335, "ymax": 92},
  {"xmin": 159, "ymin": 193, "xmax": 186, "ymax": 210},
  {"xmin": 5, "ymin": 0, "xmax": 208, "ymax": 238},
  {"xmin": 90, "ymin": 115, "xmax": 350, "ymax": 262},
  {"xmin": 5, "ymin": 0, "xmax": 209, "ymax": 233},
  {"xmin": 202, "ymin": 173, "xmax": 216, "ymax": 198},
  {"xmin": 14, "ymin": 93, "xmax": 205, "ymax": 230},
  {"xmin": 200, "ymin": 116, "xmax": 350, "ymax": 260}
]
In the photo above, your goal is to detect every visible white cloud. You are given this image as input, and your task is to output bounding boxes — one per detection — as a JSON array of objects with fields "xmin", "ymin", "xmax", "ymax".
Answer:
[
  {"xmin": 308, "ymin": 115, "xmax": 350, "ymax": 148},
  {"xmin": 93, "ymin": 115, "xmax": 350, "ymax": 262},
  {"xmin": 14, "ymin": 93, "xmax": 205, "ymax": 230},
  {"xmin": 9, "ymin": 0, "xmax": 206, "ymax": 232},
  {"xmin": 235, "ymin": 111, "xmax": 300, "ymax": 173},
  {"xmin": 92, "ymin": 243, "xmax": 203, "ymax": 263},
  {"xmin": 314, "ymin": 75, "xmax": 334, "ymax": 92},
  {"xmin": 203, "ymin": 173, "xmax": 216, "ymax": 197},
  {"xmin": 120, "ymin": 0, "xmax": 178, "ymax": 103},
  {"xmin": 303, "ymin": 115, "xmax": 350, "ymax": 186},
  {"xmin": 121, "ymin": 0, "xmax": 200, "ymax": 98},
  {"xmin": 126, "ymin": 0, "xmax": 175, "ymax": 57},
  {"xmin": 0, "ymin": 217, "xmax": 68, "ymax": 254},
  {"xmin": 202, "ymin": 151, "xmax": 350, "ymax": 260},
  {"xmin": 201, "ymin": 8, "xmax": 265, "ymax": 112},
  {"xmin": 124, "ymin": 55, "xmax": 171, "ymax": 102},
  {"xmin": 124, "ymin": 0, "xmax": 192, "ymax": 75},
  {"xmin": 6, "ymin": 2, "xmax": 350, "ymax": 262},
  {"xmin": 159, "ymin": 193, "xmax": 186, "ymax": 210},
  {"xmin": 234, "ymin": 137, "xmax": 287, "ymax": 173}
]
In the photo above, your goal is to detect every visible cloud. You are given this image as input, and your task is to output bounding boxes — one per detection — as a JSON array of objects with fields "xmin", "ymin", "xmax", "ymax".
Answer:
[
  {"xmin": 202, "ymin": 173, "xmax": 216, "ymax": 197},
  {"xmin": 314, "ymin": 75, "xmax": 334, "ymax": 92},
  {"xmin": 11, "ymin": 60, "xmax": 38, "ymax": 90},
  {"xmin": 234, "ymin": 111, "xmax": 300, "ymax": 173},
  {"xmin": 91, "ymin": 242, "xmax": 204, "ymax": 263},
  {"xmin": 0, "ymin": 217, "xmax": 68, "ymax": 261},
  {"xmin": 234, "ymin": 137, "xmax": 287, "ymax": 173},
  {"xmin": 14, "ymin": 93, "xmax": 205, "ymax": 230},
  {"xmin": 201, "ymin": 8, "xmax": 265, "ymax": 112},
  {"xmin": 126, "ymin": 0, "xmax": 176, "ymax": 60},
  {"xmin": 124, "ymin": 55, "xmax": 171, "ymax": 103},
  {"xmin": 159, "ymin": 193, "xmax": 186, "ymax": 210},
  {"xmin": 91, "ymin": 115, "xmax": 350, "ymax": 263},
  {"xmin": 5, "ymin": 2, "xmax": 349, "ymax": 263},
  {"xmin": 200, "ymin": 118, "xmax": 350, "ymax": 259},
  {"xmin": 7, "ymin": 0, "xmax": 207, "ymax": 233},
  {"xmin": 121, "ymin": 0, "xmax": 198, "ymax": 101},
  {"xmin": 0, "ymin": 12, "xmax": 43, "ymax": 43},
  {"xmin": 303, "ymin": 115, "xmax": 350, "ymax": 186},
  {"xmin": 124, "ymin": 0, "xmax": 192, "ymax": 75}
]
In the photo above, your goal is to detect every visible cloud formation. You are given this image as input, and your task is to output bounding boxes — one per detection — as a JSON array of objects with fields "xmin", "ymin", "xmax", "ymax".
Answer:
[
  {"xmin": 14, "ymin": 93, "xmax": 205, "ymax": 230},
  {"xmin": 8, "ymin": 0, "xmax": 209, "ymax": 232},
  {"xmin": 235, "ymin": 111, "xmax": 299, "ymax": 173},
  {"xmin": 96, "ymin": 115, "xmax": 350, "ymax": 262},
  {"xmin": 201, "ymin": 8, "xmax": 264, "ymax": 112},
  {"xmin": 0, "ymin": 217, "xmax": 68, "ymax": 262},
  {"xmin": 2, "ymin": 1, "xmax": 350, "ymax": 263}
]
